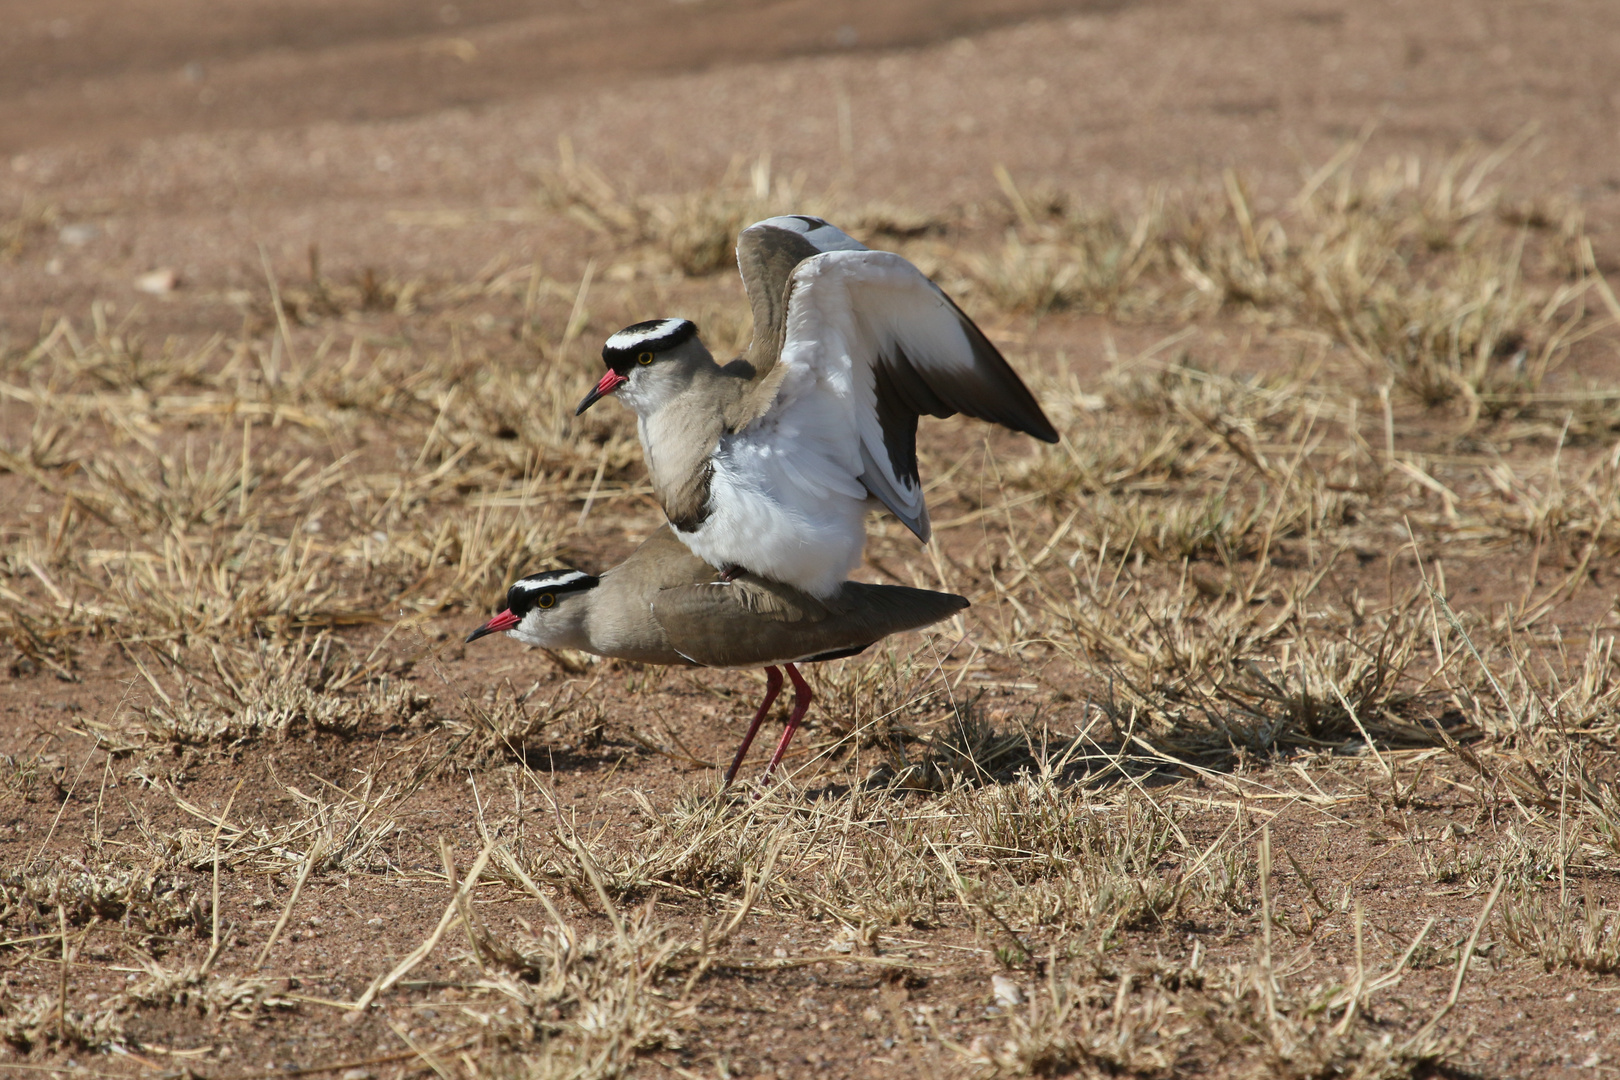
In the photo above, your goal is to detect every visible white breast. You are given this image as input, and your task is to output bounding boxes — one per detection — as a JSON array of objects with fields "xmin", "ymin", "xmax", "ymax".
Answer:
[{"xmin": 673, "ymin": 393, "xmax": 870, "ymax": 598}]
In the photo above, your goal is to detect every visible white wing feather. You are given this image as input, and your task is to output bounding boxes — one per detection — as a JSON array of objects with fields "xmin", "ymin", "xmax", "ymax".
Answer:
[{"xmin": 743, "ymin": 250, "xmax": 986, "ymax": 541}]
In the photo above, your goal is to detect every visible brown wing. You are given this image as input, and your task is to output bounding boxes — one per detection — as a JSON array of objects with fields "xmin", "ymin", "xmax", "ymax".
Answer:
[
  {"xmin": 861, "ymin": 285, "xmax": 1060, "ymax": 529},
  {"xmin": 734, "ymin": 216, "xmax": 869, "ymax": 383},
  {"xmin": 651, "ymin": 574, "xmax": 967, "ymax": 669}
]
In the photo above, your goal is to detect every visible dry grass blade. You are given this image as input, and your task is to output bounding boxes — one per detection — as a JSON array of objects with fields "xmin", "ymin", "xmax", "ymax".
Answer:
[
  {"xmin": 350, "ymin": 838, "xmax": 498, "ymax": 1013},
  {"xmin": 252, "ymin": 836, "xmax": 326, "ymax": 971},
  {"xmin": 1404, "ymin": 874, "xmax": 1504, "ymax": 1051}
]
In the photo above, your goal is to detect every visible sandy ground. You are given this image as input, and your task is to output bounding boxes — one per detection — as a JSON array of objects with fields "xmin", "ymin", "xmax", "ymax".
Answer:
[
  {"xmin": 6, "ymin": 2, "xmax": 1620, "ymax": 1078},
  {"xmin": 6, "ymin": 0, "xmax": 1620, "ymax": 345}
]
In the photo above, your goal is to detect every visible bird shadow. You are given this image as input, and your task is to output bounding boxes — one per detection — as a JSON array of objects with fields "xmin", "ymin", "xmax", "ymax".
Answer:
[{"xmin": 793, "ymin": 686, "xmax": 1426, "ymax": 801}]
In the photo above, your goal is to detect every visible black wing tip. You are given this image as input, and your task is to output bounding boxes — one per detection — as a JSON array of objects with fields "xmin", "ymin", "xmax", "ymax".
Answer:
[
  {"xmin": 995, "ymin": 404, "xmax": 1059, "ymax": 443},
  {"xmin": 985, "ymin": 407, "xmax": 1060, "ymax": 444},
  {"xmin": 900, "ymin": 587, "xmax": 971, "ymax": 621},
  {"xmin": 990, "ymin": 379, "xmax": 1060, "ymax": 443},
  {"xmin": 945, "ymin": 297, "xmax": 1062, "ymax": 443}
]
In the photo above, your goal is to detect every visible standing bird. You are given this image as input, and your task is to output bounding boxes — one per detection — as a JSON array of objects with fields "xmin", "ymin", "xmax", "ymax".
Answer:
[
  {"xmin": 466, "ymin": 526, "xmax": 966, "ymax": 785},
  {"xmin": 575, "ymin": 215, "xmax": 1058, "ymax": 599}
]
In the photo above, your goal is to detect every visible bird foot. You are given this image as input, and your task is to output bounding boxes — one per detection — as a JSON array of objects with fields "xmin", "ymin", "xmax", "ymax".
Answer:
[{"xmin": 717, "ymin": 563, "xmax": 745, "ymax": 582}]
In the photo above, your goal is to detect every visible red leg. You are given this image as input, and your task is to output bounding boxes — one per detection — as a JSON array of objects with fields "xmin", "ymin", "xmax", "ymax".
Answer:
[
  {"xmin": 762, "ymin": 663, "xmax": 814, "ymax": 781},
  {"xmin": 723, "ymin": 666, "xmax": 782, "ymax": 786}
]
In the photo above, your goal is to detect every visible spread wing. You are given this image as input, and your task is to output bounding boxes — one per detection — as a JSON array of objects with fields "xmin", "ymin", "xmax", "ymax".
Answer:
[
  {"xmin": 735, "ymin": 215, "xmax": 870, "ymax": 378},
  {"xmin": 738, "ymin": 247, "xmax": 1059, "ymax": 542},
  {"xmin": 651, "ymin": 576, "xmax": 968, "ymax": 669}
]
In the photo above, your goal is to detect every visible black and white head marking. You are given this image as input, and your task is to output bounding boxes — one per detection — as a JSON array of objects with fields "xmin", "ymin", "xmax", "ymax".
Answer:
[
  {"xmin": 505, "ymin": 569, "xmax": 599, "ymax": 618},
  {"xmin": 602, "ymin": 319, "xmax": 698, "ymax": 375}
]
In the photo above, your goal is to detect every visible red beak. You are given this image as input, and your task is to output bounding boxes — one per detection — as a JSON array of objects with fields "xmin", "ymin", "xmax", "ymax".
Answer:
[
  {"xmin": 466, "ymin": 609, "xmax": 520, "ymax": 643},
  {"xmin": 575, "ymin": 370, "xmax": 628, "ymax": 415}
]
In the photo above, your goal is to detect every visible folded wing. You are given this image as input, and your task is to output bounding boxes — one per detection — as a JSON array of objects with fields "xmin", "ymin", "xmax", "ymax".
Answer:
[{"xmin": 652, "ymin": 576, "xmax": 968, "ymax": 669}]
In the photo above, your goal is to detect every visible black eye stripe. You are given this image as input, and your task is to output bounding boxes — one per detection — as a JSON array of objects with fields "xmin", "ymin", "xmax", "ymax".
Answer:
[
  {"xmin": 601, "ymin": 319, "xmax": 698, "ymax": 373},
  {"xmin": 505, "ymin": 571, "xmax": 598, "ymax": 615}
]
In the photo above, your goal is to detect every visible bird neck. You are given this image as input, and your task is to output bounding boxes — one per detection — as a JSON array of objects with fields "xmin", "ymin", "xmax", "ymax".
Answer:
[{"xmin": 637, "ymin": 365, "xmax": 742, "ymax": 483}]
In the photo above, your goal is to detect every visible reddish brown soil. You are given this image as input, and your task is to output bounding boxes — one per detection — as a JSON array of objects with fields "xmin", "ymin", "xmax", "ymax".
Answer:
[{"xmin": 6, "ymin": 2, "xmax": 1620, "ymax": 1079}]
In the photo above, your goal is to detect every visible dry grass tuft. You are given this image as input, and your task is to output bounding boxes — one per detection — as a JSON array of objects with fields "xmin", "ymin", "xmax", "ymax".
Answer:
[
  {"xmin": 132, "ymin": 635, "xmax": 430, "ymax": 746},
  {"xmin": 446, "ymin": 677, "xmax": 607, "ymax": 765},
  {"xmin": 0, "ymin": 987, "xmax": 126, "ymax": 1055},
  {"xmin": 0, "ymin": 203, "xmax": 62, "ymax": 263},
  {"xmin": 1500, "ymin": 887, "xmax": 1620, "ymax": 975},
  {"xmin": 0, "ymin": 862, "xmax": 204, "ymax": 937},
  {"xmin": 472, "ymin": 907, "xmax": 702, "ymax": 1078},
  {"xmin": 124, "ymin": 958, "xmax": 295, "ymax": 1020},
  {"xmin": 534, "ymin": 148, "xmax": 802, "ymax": 277},
  {"xmin": 978, "ymin": 148, "xmax": 1599, "ymax": 425},
  {"xmin": 978, "ymin": 969, "xmax": 1172, "ymax": 1077}
]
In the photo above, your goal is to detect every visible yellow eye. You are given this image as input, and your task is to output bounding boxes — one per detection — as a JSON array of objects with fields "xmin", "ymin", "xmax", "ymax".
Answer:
[
  {"xmin": 638, "ymin": 351, "xmax": 653, "ymax": 365},
  {"xmin": 537, "ymin": 593, "xmax": 555, "ymax": 609}
]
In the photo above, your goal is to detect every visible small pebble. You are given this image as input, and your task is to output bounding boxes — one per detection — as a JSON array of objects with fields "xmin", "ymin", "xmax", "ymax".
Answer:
[
  {"xmin": 134, "ymin": 268, "xmax": 180, "ymax": 294},
  {"xmin": 992, "ymin": 974, "xmax": 1023, "ymax": 1007}
]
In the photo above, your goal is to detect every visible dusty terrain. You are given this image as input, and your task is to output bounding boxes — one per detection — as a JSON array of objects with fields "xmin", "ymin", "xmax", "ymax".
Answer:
[{"xmin": 5, "ymin": 1, "xmax": 1620, "ymax": 1078}]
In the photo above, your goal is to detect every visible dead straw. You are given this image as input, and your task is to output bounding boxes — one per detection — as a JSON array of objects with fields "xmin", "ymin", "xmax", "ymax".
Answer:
[
  {"xmin": 349, "ymin": 836, "xmax": 498, "ymax": 1014},
  {"xmin": 252, "ymin": 835, "xmax": 327, "ymax": 972}
]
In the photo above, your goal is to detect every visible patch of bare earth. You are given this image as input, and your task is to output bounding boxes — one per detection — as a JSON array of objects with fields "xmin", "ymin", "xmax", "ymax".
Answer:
[{"xmin": 6, "ymin": 2, "xmax": 1620, "ymax": 1079}]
